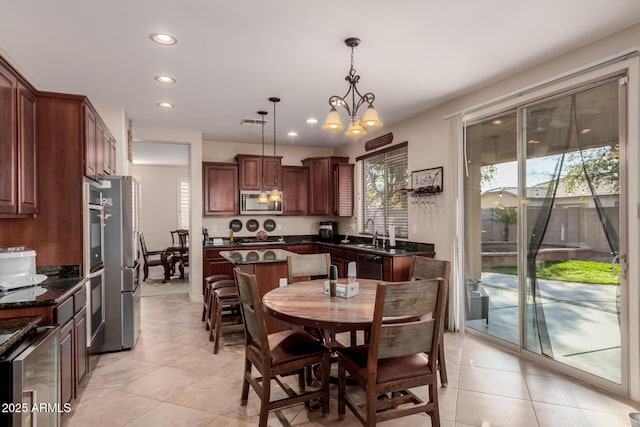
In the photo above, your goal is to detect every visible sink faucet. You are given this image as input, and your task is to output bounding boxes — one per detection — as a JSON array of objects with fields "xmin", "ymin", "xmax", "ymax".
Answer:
[
  {"xmin": 372, "ymin": 230, "xmax": 379, "ymax": 247},
  {"xmin": 366, "ymin": 218, "xmax": 376, "ymax": 245}
]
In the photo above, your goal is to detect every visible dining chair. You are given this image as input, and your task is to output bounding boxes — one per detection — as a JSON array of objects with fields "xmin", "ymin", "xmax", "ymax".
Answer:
[
  {"xmin": 287, "ymin": 253, "xmax": 357, "ymax": 347},
  {"xmin": 202, "ymin": 274, "xmax": 232, "ymax": 324},
  {"xmin": 170, "ymin": 229, "xmax": 189, "ymax": 279},
  {"xmin": 207, "ymin": 277, "xmax": 242, "ymax": 353},
  {"xmin": 410, "ymin": 255, "xmax": 451, "ymax": 386},
  {"xmin": 139, "ymin": 233, "xmax": 166, "ymax": 281},
  {"xmin": 233, "ymin": 268, "xmax": 330, "ymax": 426},
  {"xmin": 337, "ymin": 278, "xmax": 446, "ymax": 427}
]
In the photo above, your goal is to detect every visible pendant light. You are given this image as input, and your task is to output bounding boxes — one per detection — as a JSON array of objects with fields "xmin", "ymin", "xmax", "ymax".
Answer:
[
  {"xmin": 257, "ymin": 110, "xmax": 269, "ymax": 204},
  {"xmin": 268, "ymin": 97, "xmax": 282, "ymax": 203}
]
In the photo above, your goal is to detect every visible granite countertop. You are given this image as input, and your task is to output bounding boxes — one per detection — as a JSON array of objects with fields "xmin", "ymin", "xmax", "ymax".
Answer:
[
  {"xmin": 219, "ymin": 249, "xmax": 297, "ymax": 265},
  {"xmin": 204, "ymin": 235, "xmax": 435, "ymax": 257},
  {"xmin": 0, "ymin": 315, "xmax": 41, "ymax": 356},
  {"xmin": 0, "ymin": 276, "xmax": 87, "ymax": 310}
]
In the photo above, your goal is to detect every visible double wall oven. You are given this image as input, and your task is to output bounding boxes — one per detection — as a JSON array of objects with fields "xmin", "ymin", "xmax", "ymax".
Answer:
[{"xmin": 83, "ymin": 182, "xmax": 105, "ymax": 351}]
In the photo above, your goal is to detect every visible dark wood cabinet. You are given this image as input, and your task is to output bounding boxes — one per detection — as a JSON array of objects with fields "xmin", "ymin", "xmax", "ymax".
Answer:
[
  {"xmin": 74, "ymin": 306, "xmax": 88, "ymax": 384},
  {"xmin": 236, "ymin": 154, "xmax": 282, "ymax": 190},
  {"xmin": 59, "ymin": 319, "xmax": 74, "ymax": 405},
  {"xmin": 83, "ymin": 104, "xmax": 115, "ymax": 181},
  {"xmin": 203, "ymin": 162, "xmax": 238, "ymax": 216},
  {"xmin": 0, "ymin": 59, "xmax": 37, "ymax": 217},
  {"xmin": 84, "ymin": 106, "xmax": 97, "ymax": 179},
  {"xmin": 286, "ymin": 244, "xmax": 318, "ymax": 254},
  {"xmin": 281, "ymin": 166, "xmax": 308, "ymax": 216},
  {"xmin": 301, "ymin": 156, "xmax": 352, "ymax": 216}
]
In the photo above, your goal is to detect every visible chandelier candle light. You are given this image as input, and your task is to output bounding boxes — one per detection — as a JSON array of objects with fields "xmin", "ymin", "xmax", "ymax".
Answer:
[
  {"xmin": 257, "ymin": 110, "xmax": 269, "ymax": 204},
  {"xmin": 268, "ymin": 97, "xmax": 282, "ymax": 203},
  {"xmin": 322, "ymin": 37, "xmax": 382, "ymax": 136}
]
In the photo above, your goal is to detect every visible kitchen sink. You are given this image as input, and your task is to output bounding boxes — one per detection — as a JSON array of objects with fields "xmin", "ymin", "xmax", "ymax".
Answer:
[{"xmin": 344, "ymin": 243, "xmax": 376, "ymax": 249}]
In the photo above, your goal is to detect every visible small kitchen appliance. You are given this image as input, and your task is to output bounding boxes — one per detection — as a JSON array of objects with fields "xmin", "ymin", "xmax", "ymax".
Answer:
[
  {"xmin": 318, "ymin": 221, "xmax": 338, "ymax": 242},
  {"xmin": 0, "ymin": 247, "xmax": 45, "ymax": 292}
]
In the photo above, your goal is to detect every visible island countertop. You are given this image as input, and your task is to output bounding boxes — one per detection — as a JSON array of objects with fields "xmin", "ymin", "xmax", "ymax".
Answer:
[
  {"xmin": 219, "ymin": 249, "xmax": 297, "ymax": 265},
  {"xmin": 0, "ymin": 276, "xmax": 87, "ymax": 310}
]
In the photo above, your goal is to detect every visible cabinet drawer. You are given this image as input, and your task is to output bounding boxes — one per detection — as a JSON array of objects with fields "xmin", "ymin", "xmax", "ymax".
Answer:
[
  {"xmin": 55, "ymin": 297, "xmax": 74, "ymax": 326},
  {"xmin": 204, "ymin": 248, "xmax": 225, "ymax": 259},
  {"xmin": 73, "ymin": 287, "xmax": 87, "ymax": 313}
]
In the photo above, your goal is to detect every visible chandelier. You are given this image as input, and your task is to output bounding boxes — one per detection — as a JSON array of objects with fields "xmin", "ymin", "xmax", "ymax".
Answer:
[{"xmin": 322, "ymin": 37, "xmax": 382, "ymax": 136}]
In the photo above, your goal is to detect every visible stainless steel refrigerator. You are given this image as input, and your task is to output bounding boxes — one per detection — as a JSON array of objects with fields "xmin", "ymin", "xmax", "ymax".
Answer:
[{"xmin": 94, "ymin": 175, "xmax": 141, "ymax": 353}]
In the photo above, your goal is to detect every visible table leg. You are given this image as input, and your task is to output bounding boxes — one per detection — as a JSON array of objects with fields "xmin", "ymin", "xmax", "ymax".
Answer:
[{"xmin": 162, "ymin": 251, "xmax": 173, "ymax": 283}]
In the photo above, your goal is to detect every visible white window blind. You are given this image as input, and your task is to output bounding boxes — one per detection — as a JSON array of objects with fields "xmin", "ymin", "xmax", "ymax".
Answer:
[
  {"xmin": 358, "ymin": 144, "xmax": 408, "ymax": 238},
  {"xmin": 177, "ymin": 178, "xmax": 190, "ymax": 229}
]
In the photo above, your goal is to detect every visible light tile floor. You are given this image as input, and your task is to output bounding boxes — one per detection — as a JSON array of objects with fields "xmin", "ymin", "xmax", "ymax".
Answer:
[{"xmin": 63, "ymin": 289, "xmax": 640, "ymax": 427}]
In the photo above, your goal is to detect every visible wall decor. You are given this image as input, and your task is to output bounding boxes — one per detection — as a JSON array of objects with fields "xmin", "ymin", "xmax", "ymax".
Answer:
[{"xmin": 411, "ymin": 166, "xmax": 443, "ymax": 194}]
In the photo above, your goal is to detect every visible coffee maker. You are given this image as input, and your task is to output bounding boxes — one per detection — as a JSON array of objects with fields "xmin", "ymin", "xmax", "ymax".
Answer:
[{"xmin": 319, "ymin": 221, "xmax": 338, "ymax": 242}]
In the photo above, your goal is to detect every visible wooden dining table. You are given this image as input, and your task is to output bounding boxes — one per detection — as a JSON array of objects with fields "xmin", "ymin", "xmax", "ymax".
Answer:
[{"xmin": 262, "ymin": 278, "xmax": 380, "ymax": 346}]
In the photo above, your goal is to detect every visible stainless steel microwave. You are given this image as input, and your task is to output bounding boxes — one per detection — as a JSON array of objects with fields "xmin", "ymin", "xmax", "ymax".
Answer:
[{"xmin": 239, "ymin": 190, "xmax": 283, "ymax": 215}]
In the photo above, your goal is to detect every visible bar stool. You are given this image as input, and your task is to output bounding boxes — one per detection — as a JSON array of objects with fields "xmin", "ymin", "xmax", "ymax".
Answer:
[
  {"xmin": 209, "ymin": 285, "xmax": 243, "ymax": 353},
  {"xmin": 202, "ymin": 275, "xmax": 232, "ymax": 327}
]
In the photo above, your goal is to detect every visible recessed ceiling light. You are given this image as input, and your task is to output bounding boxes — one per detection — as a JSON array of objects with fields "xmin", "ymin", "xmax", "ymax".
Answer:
[
  {"xmin": 580, "ymin": 128, "xmax": 592, "ymax": 134},
  {"xmin": 157, "ymin": 102, "xmax": 174, "ymax": 109},
  {"xmin": 288, "ymin": 131, "xmax": 298, "ymax": 137},
  {"xmin": 305, "ymin": 118, "xmax": 318, "ymax": 124},
  {"xmin": 154, "ymin": 75, "xmax": 176, "ymax": 84},
  {"xmin": 491, "ymin": 119, "xmax": 503, "ymax": 125},
  {"xmin": 149, "ymin": 33, "xmax": 177, "ymax": 45}
]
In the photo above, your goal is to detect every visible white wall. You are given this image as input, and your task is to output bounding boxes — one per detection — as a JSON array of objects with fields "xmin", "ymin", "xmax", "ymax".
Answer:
[{"xmin": 134, "ymin": 164, "xmax": 189, "ymax": 250}]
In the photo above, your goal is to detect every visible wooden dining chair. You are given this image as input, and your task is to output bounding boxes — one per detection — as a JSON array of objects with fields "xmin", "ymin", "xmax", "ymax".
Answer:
[
  {"xmin": 410, "ymin": 255, "xmax": 451, "ymax": 386},
  {"xmin": 233, "ymin": 268, "xmax": 330, "ymax": 427},
  {"xmin": 337, "ymin": 278, "xmax": 446, "ymax": 427},
  {"xmin": 206, "ymin": 277, "xmax": 242, "ymax": 353},
  {"xmin": 287, "ymin": 253, "xmax": 331, "ymax": 283},
  {"xmin": 139, "ymin": 233, "xmax": 166, "ymax": 281},
  {"xmin": 202, "ymin": 274, "xmax": 232, "ymax": 324},
  {"xmin": 170, "ymin": 229, "xmax": 189, "ymax": 279}
]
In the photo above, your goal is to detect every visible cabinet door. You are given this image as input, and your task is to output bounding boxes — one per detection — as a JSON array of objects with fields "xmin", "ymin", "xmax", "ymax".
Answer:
[
  {"xmin": 95, "ymin": 120, "xmax": 105, "ymax": 180},
  {"xmin": 238, "ymin": 156, "xmax": 261, "ymax": 190},
  {"xmin": 0, "ymin": 62, "xmax": 17, "ymax": 214},
  {"xmin": 282, "ymin": 166, "xmax": 308, "ymax": 215},
  {"xmin": 102, "ymin": 131, "xmax": 111, "ymax": 175},
  {"xmin": 84, "ymin": 106, "xmax": 97, "ymax": 179},
  {"xmin": 203, "ymin": 162, "xmax": 238, "ymax": 216},
  {"xmin": 74, "ymin": 306, "xmax": 88, "ymax": 386},
  {"xmin": 304, "ymin": 158, "xmax": 331, "ymax": 215},
  {"xmin": 334, "ymin": 163, "xmax": 354, "ymax": 217},
  {"xmin": 59, "ymin": 319, "xmax": 74, "ymax": 405},
  {"xmin": 17, "ymin": 82, "xmax": 37, "ymax": 214},
  {"xmin": 263, "ymin": 156, "xmax": 281, "ymax": 188},
  {"xmin": 286, "ymin": 244, "xmax": 318, "ymax": 254}
]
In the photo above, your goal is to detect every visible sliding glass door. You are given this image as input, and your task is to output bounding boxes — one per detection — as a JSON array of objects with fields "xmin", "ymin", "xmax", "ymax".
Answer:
[{"xmin": 464, "ymin": 77, "xmax": 625, "ymax": 384}]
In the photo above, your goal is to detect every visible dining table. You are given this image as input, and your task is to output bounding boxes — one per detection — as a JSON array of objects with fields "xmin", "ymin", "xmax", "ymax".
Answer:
[{"xmin": 262, "ymin": 278, "xmax": 380, "ymax": 347}]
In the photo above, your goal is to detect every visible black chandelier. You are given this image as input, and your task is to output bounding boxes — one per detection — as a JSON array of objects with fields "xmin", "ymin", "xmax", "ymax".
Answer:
[{"xmin": 322, "ymin": 37, "xmax": 382, "ymax": 136}]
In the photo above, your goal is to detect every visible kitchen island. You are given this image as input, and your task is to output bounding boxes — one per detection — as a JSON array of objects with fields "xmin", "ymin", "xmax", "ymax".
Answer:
[{"xmin": 219, "ymin": 248, "xmax": 296, "ymax": 332}]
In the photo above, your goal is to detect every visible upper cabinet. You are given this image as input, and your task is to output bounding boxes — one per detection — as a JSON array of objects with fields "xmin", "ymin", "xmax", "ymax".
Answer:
[
  {"xmin": 301, "ymin": 156, "xmax": 353, "ymax": 216},
  {"xmin": 203, "ymin": 162, "xmax": 239, "ymax": 216},
  {"xmin": 236, "ymin": 154, "xmax": 282, "ymax": 190},
  {"xmin": 281, "ymin": 165, "xmax": 308, "ymax": 216},
  {"xmin": 0, "ymin": 59, "xmax": 37, "ymax": 217},
  {"xmin": 84, "ymin": 104, "xmax": 115, "ymax": 181}
]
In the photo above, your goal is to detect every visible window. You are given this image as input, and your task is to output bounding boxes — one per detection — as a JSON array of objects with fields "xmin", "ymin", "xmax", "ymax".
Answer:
[
  {"xmin": 357, "ymin": 143, "xmax": 408, "ymax": 238},
  {"xmin": 177, "ymin": 177, "xmax": 190, "ymax": 229}
]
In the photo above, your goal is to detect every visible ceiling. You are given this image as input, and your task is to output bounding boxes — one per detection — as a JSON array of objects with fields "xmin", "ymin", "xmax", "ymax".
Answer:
[{"xmin": 2, "ymin": 1, "xmax": 640, "ymax": 150}]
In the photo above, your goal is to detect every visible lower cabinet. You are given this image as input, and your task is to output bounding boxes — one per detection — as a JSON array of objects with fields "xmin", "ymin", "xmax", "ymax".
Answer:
[
  {"xmin": 55, "ymin": 286, "xmax": 88, "ymax": 405},
  {"xmin": 286, "ymin": 244, "xmax": 318, "ymax": 254}
]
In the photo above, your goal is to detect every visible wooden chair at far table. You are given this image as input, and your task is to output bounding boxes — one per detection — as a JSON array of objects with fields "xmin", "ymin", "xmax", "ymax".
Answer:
[
  {"xmin": 410, "ymin": 255, "xmax": 451, "ymax": 387},
  {"xmin": 287, "ymin": 253, "xmax": 358, "ymax": 346},
  {"xmin": 233, "ymin": 268, "xmax": 331, "ymax": 427},
  {"xmin": 169, "ymin": 229, "xmax": 189, "ymax": 279},
  {"xmin": 337, "ymin": 278, "xmax": 447, "ymax": 427},
  {"xmin": 139, "ymin": 233, "xmax": 165, "ymax": 281}
]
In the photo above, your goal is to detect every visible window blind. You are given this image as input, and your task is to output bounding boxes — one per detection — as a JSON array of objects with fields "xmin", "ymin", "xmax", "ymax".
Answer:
[
  {"xmin": 177, "ymin": 178, "xmax": 190, "ymax": 229},
  {"xmin": 358, "ymin": 145, "xmax": 408, "ymax": 238}
]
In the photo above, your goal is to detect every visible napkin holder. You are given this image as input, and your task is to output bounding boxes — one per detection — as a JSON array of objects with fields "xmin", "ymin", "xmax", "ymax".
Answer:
[{"xmin": 323, "ymin": 280, "xmax": 359, "ymax": 298}]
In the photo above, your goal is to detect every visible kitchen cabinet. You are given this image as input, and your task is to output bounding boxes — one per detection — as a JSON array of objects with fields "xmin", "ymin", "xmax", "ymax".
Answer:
[
  {"xmin": 84, "ymin": 106, "xmax": 97, "ymax": 179},
  {"xmin": 0, "ymin": 59, "xmax": 37, "ymax": 217},
  {"xmin": 286, "ymin": 244, "xmax": 318, "ymax": 254},
  {"xmin": 236, "ymin": 154, "xmax": 282, "ymax": 190},
  {"xmin": 281, "ymin": 166, "xmax": 308, "ymax": 215},
  {"xmin": 301, "ymin": 156, "xmax": 352, "ymax": 216},
  {"xmin": 203, "ymin": 248, "xmax": 237, "ymax": 293},
  {"xmin": 203, "ymin": 162, "xmax": 239, "ymax": 216},
  {"xmin": 84, "ymin": 104, "xmax": 115, "ymax": 180}
]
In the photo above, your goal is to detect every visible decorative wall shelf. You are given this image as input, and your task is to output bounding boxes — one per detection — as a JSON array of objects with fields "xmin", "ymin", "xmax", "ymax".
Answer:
[{"xmin": 396, "ymin": 166, "xmax": 444, "ymax": 197}]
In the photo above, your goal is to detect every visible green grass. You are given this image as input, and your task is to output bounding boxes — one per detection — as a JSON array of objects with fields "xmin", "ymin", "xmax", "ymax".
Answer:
[{"xmin": 487, "ymin": 260, "xmax": 619, "ymax": 285}]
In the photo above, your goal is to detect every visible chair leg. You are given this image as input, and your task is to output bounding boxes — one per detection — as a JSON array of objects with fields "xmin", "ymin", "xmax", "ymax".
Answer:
[
  {"xmin": 143, "ymin": 264, "xmax": 149, "ymax": 281},
  {"xmin": 338, "ymin": 361, "xmax": 346, "ymax": 420},
  {"xmin": 201, "ymin": 283, "xmax": 210, "ymax": 322},
  {"xmin": 321, "ymin": 353, "xmax": 330, "ymax": 417},
  {"xmin": 213, "ymin": 295, "xmax": 224, "ymax": 354},
  {"xmin": 208, "ymin": 294, "xmax": 218, "ymax": 342},
  {"xmin": 240, "ymin": 359, "xmax": 251, "ymax": 405},
  {"xmin": 429, "ymin": 381, "xmax": 440, "ymax": 426},
  {"xmin": 438, "ymin": 336, "xmax": 448, "ymax": 386},
  {"xmin": 258, "ymin": 374, "xmax": 271, "ymax": 427}
]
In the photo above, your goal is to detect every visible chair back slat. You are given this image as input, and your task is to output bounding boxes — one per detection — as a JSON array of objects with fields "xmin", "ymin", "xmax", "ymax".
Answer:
[
  {"xmin": 378, "ymin": 320, "xmax": 434, "ymax": 359},
  {"xmin": 410, "ymin": 256, "xmax": 451, "ymax": 285},
  {"xmin": 287, "ymin": 253, "xmax": 331, "ymax": 283},
  {"xmin": 234, "ymin": 268, "xmax": 268, "ymax": 351},
  {"xmin": 381, "ymin": 279, "xmax": 439, "ymax": 318}
]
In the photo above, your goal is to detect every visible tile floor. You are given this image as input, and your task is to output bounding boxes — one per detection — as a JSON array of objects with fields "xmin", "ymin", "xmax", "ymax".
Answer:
[{"xmin": 63, "ymin": 285, "xmax": 640, "ymax": 427}]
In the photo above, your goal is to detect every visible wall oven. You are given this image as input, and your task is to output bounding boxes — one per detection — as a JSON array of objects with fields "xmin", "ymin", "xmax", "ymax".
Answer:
[{"xmin": 83, "ymin": 182, "xmax": 105, "ymax": 350}]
